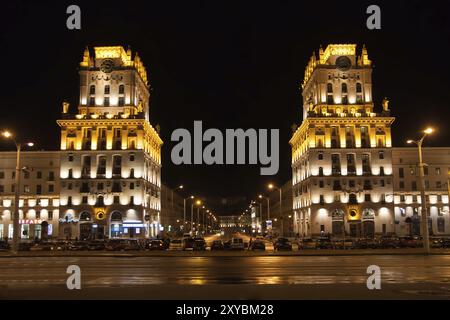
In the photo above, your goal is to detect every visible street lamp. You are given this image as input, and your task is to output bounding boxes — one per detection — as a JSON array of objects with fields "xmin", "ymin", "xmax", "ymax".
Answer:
[
  {"xmin": 1, "ymin": 130, "xmax": 34, "ymax": 253},
  {"xmin": 192, "ymin": 199, "xmax": 202, "ymax": 235},
  {"xmin": 183, "ymin": 195, "xmax": 194, "ymax": 231},
  {"xmin": 407, "ymin": 127, "xmax": 434, "ymax": 253}
]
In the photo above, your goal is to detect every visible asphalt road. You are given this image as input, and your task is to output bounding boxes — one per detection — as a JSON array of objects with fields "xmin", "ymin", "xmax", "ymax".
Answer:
[{"xmin": 2, "ymin": 254, "xmax": 450, "ymax": 299}]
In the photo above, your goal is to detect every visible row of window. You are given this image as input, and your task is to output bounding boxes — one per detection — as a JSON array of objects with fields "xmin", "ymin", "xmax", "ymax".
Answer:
[
  {"xmin": 398, "ymin": 194, "xmax": 446, "ymax": 203},
  {"xmin": 399, "ymin": 180, "xmax": 447, "ymax": 190},
  {"xmin": 0, "ymin": 184, "xmax": 55, "ymax": 194},
  {"xmin": 0, "ymin": 198, "xmax": 57, "ymax": 207},
  {"xmin": 64, "ymin": 181, "xmax": 138, "ymax": 192},
  {"xmin": 89, "ymin": 84, "xmax": 125, "ymax": 95},
  {"xmin": 0, "ymin": 171, "xmax": 55, "ymax": 180},
  {"xmin": 398, "ymin": 166, "xmax": 449, "ymax": 177},
  {"xmin": 316, "ymin": 178, "xmax": 388, "ymax": 190}
]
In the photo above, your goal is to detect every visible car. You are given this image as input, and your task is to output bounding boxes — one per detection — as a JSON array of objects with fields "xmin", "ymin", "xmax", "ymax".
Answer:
[
  {"xmin": 379, "ymin": 236, "xmax": 400, "ymax": 249},
  {"xmin": 333, "ymin": 239, "xmax": 354, "ymax": 249},
  {"xmin": 441, "ymin": 238, "xmax": 450, "ymax": 248},
  {"xmin": 0, "ymin": 241, "xmax": 10, "ymax": 251},
  {"xmin": 230, "ymin": 237, "xmax": 245, "ymax": 250},
  {"xmin": 169, "ymin": 239, "xmax": 183, "ymax": 250},
  {"xmin": 183, "ymin": 237, "xmax": 195, "ymax": 251},
  {"xmin": 431, "ymin": 238, "xmax": 443, "ymax": 248},
  {"xmin": 210, "ymin": 240, "xmax": 224, "ymax": 250},
  {"xmin": 316, "ymin": 237, "xmax": 333, "ymax": 249},
  {"xmin": 87, "ymin": 240, "xmax": 106, "ymax": 251},
  {"xmin": 105, "ymin": 239, "xmax": 128, "ymax": 251},
  {"xmin": 148, "ymin": 240, "xmax": 165, "ymax": 250},
  {"xmin": 193, "ymin": 238, "xmax": 206, "ymax": 251},
  {"xmin": 301, "ymin": 238, "xmax": 317, "ymax": 250},
  {"xmin": 399, "ymin": 236, "xmax": 422, "ymax": 248},
  {"xmin": 124, "ymin": 239, "xmax": 141, "ymax": 250},
  {"xmin": 249, "ymin": 240, "xmax": 265, "ymax": 251},
  {"xmin": 50, "ymin": 241, "xmax": 70, "ymax": 251},
  {"xmin": 354, "ymin": 238, "xmax": 379, "ymax": 249},
  {"xmin": 274, "ymin": 238, "xmax": 292, "ymax": 251},
  {"xmin": 68, "ymin": 241, "xmax": 89, "ymax": 251},
  {"xmin": 223, "ymin": 240, "xmax": 232, "ymax": 250}
]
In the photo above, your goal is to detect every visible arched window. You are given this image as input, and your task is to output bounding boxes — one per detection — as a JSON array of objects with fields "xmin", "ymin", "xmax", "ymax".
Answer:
[
  {"xmin": 111, "ymin": 211, "xmax": 123, "ymax": 221},
  {"xmin": 356, "ymin": 83, "xmax": 362, "ymax": 93},
  {"xmin": 104, "ymin": 85, "xmax": 110, "ymax": 94},
  {"xmin": 119, "ymin": 84, "xmax": 125, "ymax": 94},
  {"xmin": 89, "ymin": 85, "xmax": 95, "ymax": 95},
  {"xmin": 341, "ymin": 83, "xmax": 348, "ymax": 93},
  {"xmin": 79, "ymin": 211, "xmax": 91, "ymax": 221},
  {"xmin": 327, "ymin": 83, "xmax": 333, "ymax": 93}
]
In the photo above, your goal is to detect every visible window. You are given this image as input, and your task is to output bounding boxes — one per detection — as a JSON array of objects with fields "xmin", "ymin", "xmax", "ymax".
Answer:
[
  {"xmin": 341, "ymin": 83, "xmax": 348, "ymax": 93},
  {"xmin": 48, "ymin": 185, "xmax": 54, "ymax": 193},
  {"xmin": 113, "ymin": 155, "xmax": 122, "ymax": 175},
  {"xmin": 82, "ymin": 196, "xmax": 88, "ymax": 204},
  {"xmin": 0, "ymin": 172, "xmax": 4, "ymax": 179},
  {"xmin": 318, "ymin": 152, "xmax": 324, "ymax": 160},
  {"xmin": 425, "ymin": 180, "xmax": 430, "ymax": 189},
  {"xmin": 399, "ymin": 168, "xmax": 404, "ymax": 178},
  {"xmin": 24, "ymin": 185, "xmax": 30, "ymax": 193},
  {"xmin": 36, "ymin": 185, "xmax": 42, "ymax": 195},
  {"xmin": 410, "ymin": 167, "xmax": 416, "ymax": 175},
  {"xmin": 349, "ymin": 193, "xmax": 357, "ymax": 204},
  {"xmin": 380, "ymin": 179, "xmax": 385, "ymax": 187},
  {"xmin": 331, "ymin": 154, "xmax": 341, "ymax": 174},
  {"xmin": 37, "ymin": 171, "xmax": 42, "ymax": 179},
  {"xmin": 318, "ymin": 167, "xmax": 324, "ymax": 176},
  {"xmin": 48, "ymin": 210, "xmax": 53, "ymax": 220},
  {"xmin": 129, "ymin": 154, "xmax": 135, "ymax": 161},
  {"xmin": 130, "ymin": 182, "xmax": 135, "ymax": 190},
  {"xmin": 327, "ymin": 83, "xmax": 333, "ymax": 93},
  {"xmin": 98, "ymin": 183, "xmax": 104, "ymax": 191},
  {"xmin": 104, "ymin": 85, "xmax": 110, "ymax": 94},
  {"xmin": 424, "ymin": 166, "xmax": 428, "ymax": 175},
  {"xmin": 89, "ymin": 97, "xmax": 95, "ymax": 106},
  {"xmin": 0, "ymin": 185, "xmax": 4, "ymax": 193},
  {"xmin": 379, "ymin": 151, "xmax": 384, "ymax": 159},
  {"xmin": 130, "ymin": 196, "xmax": 134, "ymax": 205},
  {"xmin": 438, "ymin": 217, "xmax": 445, "ymax": 233},
  {"xmin": 12, "ymin": 171, "xmax": 15, "ymax": 179},
  {"xmin": 380, "ymin": 166, "xmax": 385, "ymax": 176},
  {"xmin": 412, "ymin": 181, "xmax": 417, "ymax": 191},
  {"xmin": 349, "ymin": 180, "xmax": 355, "ymax": 188},
  {"xmin": 119, "ymin": 97, "xmax": 125, "ymax": 106},
  {"xmin": 319, "ymin": 195, "xmax": 324, "ymax": 205},
  {"xmin": 356, "ymin": 82, "xmax": 362, "ymax": 92},
  {"xmin": 68, "ymin": 183, "xmax": 73, "ymax": 190},
  {"xmin": 114, "ymin": 196, "xmax": 120, "ymax": 204},
  {"xmin": 89, "ymin": 85, "xmax": 95, "ymax": 95},
  {"xmin": 364, "ymin": 194, "xmax": 371, "ymax": 202},
  {"xmin": 11, "ymin": 185, "xmax": 15, "ymax": 192},
  {"xmin": 24, "ymin": 171, "xmax": 30, "ymax": 179},
  {"xmin": 399, "ymin": 181, "xmax": 405, "ymax": 189},
  {"xmin": 436, "ymin": 181, "xmax": 442, "ymax": 189},
  {"xmin": 97, "ymin": 156, "xmax": 107, "ymax": 175},
  {"xmin": 319, "ymin": 180, "xmax": 324, "ymax": 188},
  {"xmin": 363, "ymin": 180, "xmax": 372, "ymax": 190},
  {"xmin": 104, "ymin": 97, "xmax": 110, "ymax": 107},
  {"xmin": 362, "ymin": 154, "xmax": 371, "ymax": 174},
  {"xmin": 48, "ymin": 171, "xmax": 55, "ymax": 181},
  {"xmin": 119, "ymin": 84, "xmax": 125, "ymax": 94},
  {"xmin": 400, "ymin": 195, "xmax": 405, "ymax": 202},
  {"xmin": 435, "ymin": 167, "xmax": 441, "ymax": 175}
]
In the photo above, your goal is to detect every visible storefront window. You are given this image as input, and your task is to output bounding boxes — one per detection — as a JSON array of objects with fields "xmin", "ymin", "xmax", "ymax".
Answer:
[
  {"xmin": 8, "ymin": 224, "xmax": 13, "ymax": 239},
  {"xmin": 0, "ymin": 224, "xmax": 3, "ymax": 239},
  {"xmin": 21, "ymin": 224, "xmax": 29, "ymax": 239},
  {"xmin": 34, "ymin": 224, "xmax": 42, "ymax": 239}
]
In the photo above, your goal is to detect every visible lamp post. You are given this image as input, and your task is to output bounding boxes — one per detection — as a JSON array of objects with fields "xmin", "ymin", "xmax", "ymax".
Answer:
[
  {"xmin": 268, "ymin": 183, "xmax": 282, "ymax": 236},
  {"xmin": 192, "ymin": 199, "xmax": 202, "ymax": 235},
  {"xmin": 183, "ymin": 195, "xmax": 194, "ymax": 231},
  {"xmin": 407, "ymin": 127, "xmax": 434, "ymax": 254},
  {"xmin": 1, "ymin": 131, "xmax": 34, "ymax": 254}
]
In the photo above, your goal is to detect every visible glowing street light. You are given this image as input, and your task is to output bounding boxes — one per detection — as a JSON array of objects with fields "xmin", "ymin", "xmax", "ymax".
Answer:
[
  {"xmin": 1, "ymin": 130, "xmax": 35, "ymax": 253},
  {"xmin": 406, "ymin": 127, "xmax": 435, "ymax": 253}
]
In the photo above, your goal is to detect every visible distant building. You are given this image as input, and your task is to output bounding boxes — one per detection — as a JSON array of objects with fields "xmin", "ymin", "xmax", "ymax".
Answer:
[{"xmin": 0, "ymin": 151, "xmax": 60, "ymax": 240}]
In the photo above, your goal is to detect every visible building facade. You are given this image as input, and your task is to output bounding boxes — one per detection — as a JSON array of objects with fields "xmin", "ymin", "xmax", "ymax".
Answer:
[
  {"xmin": 393, "ymin": 147, "xmax": 450, "ymax": 236},
  {"xmin": 0, "ymin": 151, "xmax": 60, "ymax": 240},
  {"xmin": 290, "ymin": 44, "xmax": 396, "ymax": 238},
  {"xmin": 57, "ymin": 46, "xmax": 162, "ymax": 240}
]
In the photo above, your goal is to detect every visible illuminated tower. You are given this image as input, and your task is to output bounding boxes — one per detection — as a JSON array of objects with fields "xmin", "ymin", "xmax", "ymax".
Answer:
[
  {"xmin": 290, "ymin": 44, "xmax": 395, "ymax": 238},
  {"xmin": 57, "ymin": 46, "xmax": 163, "ymax": 240}
]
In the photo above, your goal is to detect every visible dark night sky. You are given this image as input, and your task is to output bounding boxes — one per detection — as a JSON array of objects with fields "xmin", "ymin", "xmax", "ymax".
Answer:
[{"xmin": 1, "ymin": 0, "xmax": 449, "ymax": 214}]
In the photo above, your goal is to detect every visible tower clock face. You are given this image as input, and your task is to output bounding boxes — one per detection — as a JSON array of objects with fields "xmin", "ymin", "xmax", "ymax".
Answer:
[
  {"xmin": 335, "ymin": 56, "xmax": 351, "ymax": 71},
  {"xmin": 100, "ymin": 59, "xmax": 114, "ymax": 73}
]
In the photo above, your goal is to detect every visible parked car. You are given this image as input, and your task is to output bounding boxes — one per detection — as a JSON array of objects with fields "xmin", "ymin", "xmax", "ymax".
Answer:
[
  {"xmin": 193, "ymin": 238, "xmax": 206, "ymax": 251},
  {"xmin": 379, "ymin": 236, "xmax": 400, "ymax": 249},
  {"xmin": 50, "ymin": 241, "xmax": 70, "ymax": 251},
  {"xmin": 87, "ymin": 240, "xmax": 106, "ymax": 251},
  {"xmin": 148, "ymin": 239, "xmax": 165, "ymax": 250},
  {"xmin": 105, "ymin": 239, "xmax": 128, "ymax": 251},
  {"xmin": 333, "ymin": 239, "xmax": 354, "ymax": 249},
  {"xmin": 211, "ymin": 240, "xmax": 224, "ymax": 250},
  {"xmin": 431, "ymin": 238, "xmax": 443, "ymax": 248},
  {"xmin": 124, "ymin": 239, "xmax": 140, "ymax": 250},
  {"xmin": 230, "ymin": 237, "xmax": 245, "ymax": 250},
  {"xmin": 18, "ymin": 242, "xmax": 32, "ymax": 251},
  {"xmin": 441, "ymin": 238, "xmax": 450, "ymax": 248},
  {"xmin": 0, "ymin": 241, "xmax": 10, "ymax": 251},
  {"xmin": 169, "ymin": 239, "xmax": 183, "ymax": 250},
  {"xmin": 223, "ymin": 240, "xmax": 232, "ymax": 250},
  {"xmin": 274, "ymin": 238, "xmax": 292, "ymax": 251},
  {"xmin": 316, "ymin": 237, "xmax": 333, "ymax": 249},
  {"xmin": 399, "ymin": 236, "xmax": 422, "ymax": 248},
  {"xmin": 183, "ymin": 237, "xmax": 195, "ymax": 251},
  {"xmin": 249, "ymin": 240, "xmax": 265, "ymax": 251},
  {"xmin": 301, "ymin": 238, "xmax": 317, "ymax": 250},
  {"xmin": 69, "ymin": 241, "xmax": 89, "ymax": 251}
]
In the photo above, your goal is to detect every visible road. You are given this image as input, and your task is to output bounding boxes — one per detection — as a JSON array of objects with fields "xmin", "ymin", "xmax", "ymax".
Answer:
[{"xmin": 2, "ymin": 254, "xmax": 450, "ymax": 299}]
